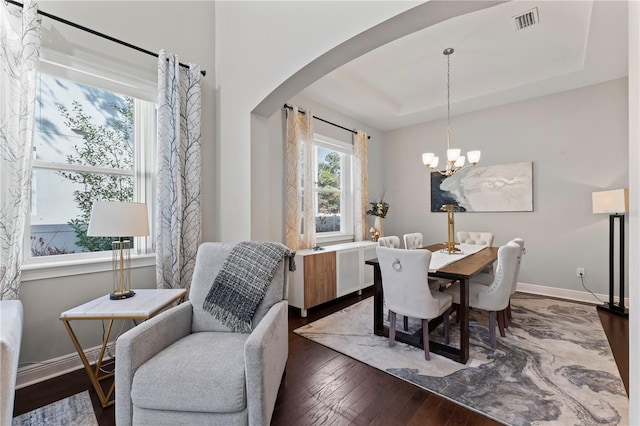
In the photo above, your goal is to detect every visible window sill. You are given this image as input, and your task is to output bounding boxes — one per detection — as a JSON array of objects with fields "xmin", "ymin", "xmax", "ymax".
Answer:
[
  {"xmin": 21, "ymin": 253, "xmax": 156, "ymax": 281},
  {"xmin": 316, "ymin": 233, "xmax": 355, "ymax": 246}
]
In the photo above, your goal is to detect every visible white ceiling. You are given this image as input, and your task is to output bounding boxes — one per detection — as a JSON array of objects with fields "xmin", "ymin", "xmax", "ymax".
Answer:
[{"xmin": 299, "ymin": 0, "xmax": 628, "ymax": 131}]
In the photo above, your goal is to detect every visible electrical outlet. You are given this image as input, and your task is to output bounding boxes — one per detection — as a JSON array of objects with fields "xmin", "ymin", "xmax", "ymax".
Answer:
[{"xmin": 576, "ymin": 267, "xmax": 585, "ymax": 277}]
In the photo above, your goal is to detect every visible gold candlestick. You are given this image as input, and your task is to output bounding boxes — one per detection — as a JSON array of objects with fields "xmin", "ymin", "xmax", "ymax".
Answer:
[{"xmin": 442, "ymin": 204, "xmax": 460, "ymax": 254}]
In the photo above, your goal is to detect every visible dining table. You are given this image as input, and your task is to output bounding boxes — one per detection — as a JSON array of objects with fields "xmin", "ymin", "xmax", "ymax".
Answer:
[{"xmin": 365, "ymin": 243, "xmax": 499, "ymax": 364}]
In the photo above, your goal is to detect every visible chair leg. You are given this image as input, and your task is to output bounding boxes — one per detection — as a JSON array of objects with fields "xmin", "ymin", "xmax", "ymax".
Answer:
[
  {"xmin": 403, "ymin": 315, "xmax": 409, "ymax": 331},
  {"xmin": 507, "ymin": 301, "xmax": 512, "ymax": 319},
  {"xmin": 389, "ymin": 311, "xmax": 396, "ymax": 347},
  {"xmin": 443, "ymin": 309, "xmax": 450, "ymax": 345},
  {"xmin": 422, "ymin": 319, "xmax": 430, "ymax": 361},
  {"xmin": 497, "ymin": 310, "xmax": 506, "ymax": 337},
  {"xmin": 489, "ymin": 311, "xmax": 496, "ymax": 349}
]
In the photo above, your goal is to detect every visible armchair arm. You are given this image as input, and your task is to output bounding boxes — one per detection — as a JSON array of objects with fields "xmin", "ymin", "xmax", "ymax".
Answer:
[
  {"xmin": 115, "ymin": 301, "xmax": 193, "ymax": 426},
  {"xmin": 244, "ymin": 301, "xmax": 288, "ymax": 426}
]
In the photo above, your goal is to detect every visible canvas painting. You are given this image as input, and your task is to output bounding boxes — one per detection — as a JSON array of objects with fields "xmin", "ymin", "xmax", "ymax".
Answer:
[{"xmin": 431, "ymin": 161, "xmax": 533, "ymax": 212}]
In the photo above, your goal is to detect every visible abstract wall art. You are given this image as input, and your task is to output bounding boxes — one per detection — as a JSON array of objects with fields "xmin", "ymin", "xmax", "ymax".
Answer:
[{"xmin": 431, "ymin": 161, "xmax": 533, "ymax": 212}]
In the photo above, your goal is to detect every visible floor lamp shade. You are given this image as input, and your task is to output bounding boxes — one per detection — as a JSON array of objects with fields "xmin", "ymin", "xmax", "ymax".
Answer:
[
  {"xmin": 592, "ymin": 189, "xmax": 629, "ymax": 214},
  {"xmin": 87, "ymin": 202, "xmax": 150, "ymax": 300},
  {"xmin": 591, "ymin": 189, "xmax": 629, "ymax": 316}
]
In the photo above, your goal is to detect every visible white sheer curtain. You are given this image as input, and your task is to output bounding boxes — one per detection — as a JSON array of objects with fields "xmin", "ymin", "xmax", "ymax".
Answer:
[
  {"xmin": 0, "ymin": 0, "xmax": 40, "ymax": 300},
  {"xmin": 353, "ymin": 130, "xmax": 369, "ymax": 242},
  {"xmin": 156, "ymin": 50, "xmax": 202, "ymax": 291},
  {"xmin": 285, "ymin": 106, "xmax": 316, "ymax": 250}
]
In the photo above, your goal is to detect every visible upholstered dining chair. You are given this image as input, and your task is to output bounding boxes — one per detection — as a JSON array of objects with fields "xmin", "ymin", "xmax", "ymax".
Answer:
[
  {"xmin": 378, "ymin": 236, "xmax": 407, "ymax": 329},
  {"xmin": 458, "ymin": 231, "xmax": 495, "ymax": 284},
  {"xmin": 376, "ymin": 246, "xmax": 453, "ymax": 360},
  {"xmin": 403, "ymin": 232, "xmax": 424, "ymax": 250},
  {"xmin": 506, "ymin": 238, "xmax": 525, "ymax": 323},
  {"xmin": 378, "ymin": 235, "xmax": 401, "ymax": 249},
  {"xmin": 442, "ymin": 241, "xmax": 520, "ymax": 349}
]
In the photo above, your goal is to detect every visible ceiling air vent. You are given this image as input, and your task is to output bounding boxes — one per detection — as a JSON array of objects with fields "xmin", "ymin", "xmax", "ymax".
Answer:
[{"xmin": 513, "ymin": 8, "xmax": 539, "ymax": 31}]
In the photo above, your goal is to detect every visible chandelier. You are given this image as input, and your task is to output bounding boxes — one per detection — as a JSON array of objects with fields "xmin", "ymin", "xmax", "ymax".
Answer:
[{"xmin": 422, "ymin": 48, "xmax": 480, "ymax": 177}]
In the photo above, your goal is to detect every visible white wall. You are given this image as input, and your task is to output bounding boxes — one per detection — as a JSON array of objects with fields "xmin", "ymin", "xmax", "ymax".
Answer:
[
  {"xmin": 382, "ymin": 78, "xmax": 628, "ymax": 298},
  {"xmin": 215, "ymin": 0, "xmax": 422, "ymax": 242},
  {"xmin": 627, "ymin": 2, "xmax": 639, "ymax": 422},
  {"xmin": 18, "ymin": 0, "xmax": 215, "ymax": 373}
]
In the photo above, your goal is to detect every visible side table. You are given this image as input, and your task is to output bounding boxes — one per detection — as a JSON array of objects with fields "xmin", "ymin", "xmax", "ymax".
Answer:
[{"xmin": 59, "ymin": 289, "xmax": 187, "ymax": 407}]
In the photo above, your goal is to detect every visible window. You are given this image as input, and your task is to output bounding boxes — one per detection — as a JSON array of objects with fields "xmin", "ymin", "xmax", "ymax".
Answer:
[
  {"xmin": 313, "ymin": 135, "xmax": 354, "ymax": 243},
  {"xmin": 24, "ymin": 51, "xmax": 156, "ymax": 265}
]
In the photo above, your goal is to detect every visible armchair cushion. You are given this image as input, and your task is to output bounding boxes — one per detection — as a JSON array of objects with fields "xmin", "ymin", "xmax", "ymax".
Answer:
[
  {"xmin": 132, "ymin": 331, "xmax": 249, "ymax": 413},
  {"xmin": 190, "ymin": 242, "xmax": 287, "ymax": 333},
  {"xmin": 203, "ymin": 241, "xmax": 293, "ymax": 332}
]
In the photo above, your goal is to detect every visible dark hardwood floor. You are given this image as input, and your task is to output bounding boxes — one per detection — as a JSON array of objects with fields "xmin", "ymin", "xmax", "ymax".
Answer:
[{"xmin": 14, "ymin": 289, "xmax": 629, "ymax": 425}]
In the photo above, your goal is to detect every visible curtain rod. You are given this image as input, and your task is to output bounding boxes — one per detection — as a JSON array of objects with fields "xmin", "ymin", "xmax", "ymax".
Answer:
[
  {"xmin": 283, "ymin": 104, "xmax": 370, "ymax": 139},
  {"xmin": 6, "ymin": 0, "xmax": 206, "ymax": 77}
]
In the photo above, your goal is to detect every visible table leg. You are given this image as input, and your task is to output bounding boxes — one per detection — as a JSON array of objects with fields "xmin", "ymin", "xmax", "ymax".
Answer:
[
  {"xmin": 61, "ymin": 319, "xmax": 116, "ymax": 408},
  {"xmin": 458, "ymin": 278, "xmax": 470, "ymax": 363},
  {"xmin": 372, "ymin": 264, "xmax": 384, "ymax": 336}
]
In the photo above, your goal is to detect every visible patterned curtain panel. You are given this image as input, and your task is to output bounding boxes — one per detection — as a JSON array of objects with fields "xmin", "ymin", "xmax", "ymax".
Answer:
[
  {"xmin": 0, "ymin": 0, "xmax": 41, "ymax": 300},
  {"xmin": 156, "ymin": 50, "xmax": 202, "ymax": 291},
  {"xmin": 284, "ymin": 106, "xmax": 315, "ymax": 250},
  {"xmin": 353, "ymin": 130, "xmax": 369, "ymax": 242}
]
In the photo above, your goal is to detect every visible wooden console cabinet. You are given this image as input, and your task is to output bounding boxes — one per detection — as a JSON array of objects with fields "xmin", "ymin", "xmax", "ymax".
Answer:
[{"xmin": 288, "ymin": 241, "xmax": 377, "ymax": 317}]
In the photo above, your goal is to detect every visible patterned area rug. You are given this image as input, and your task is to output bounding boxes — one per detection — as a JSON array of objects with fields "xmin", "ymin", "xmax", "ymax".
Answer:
[
  {"xmin": 12, "ymin": 391, "xmax": 98, "ymax": 426},
  {"xmin": 294, "ymin": 294, "xmax": 628, "ymax": 425}
]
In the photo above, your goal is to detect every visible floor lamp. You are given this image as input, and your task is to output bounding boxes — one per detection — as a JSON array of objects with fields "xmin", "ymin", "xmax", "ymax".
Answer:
[
  {"xmin": 592, "ymin": 189, "xmax": 629, "ymax": 316},
  {"xmin": 87, "ymin": 201, "xmax": 150, "ymax": 300}
]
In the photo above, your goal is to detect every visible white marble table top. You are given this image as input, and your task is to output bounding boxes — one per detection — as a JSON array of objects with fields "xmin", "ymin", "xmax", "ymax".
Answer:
[{"xmin": 60, "ymin": 289, "xmax": 187, "ymax": 320}]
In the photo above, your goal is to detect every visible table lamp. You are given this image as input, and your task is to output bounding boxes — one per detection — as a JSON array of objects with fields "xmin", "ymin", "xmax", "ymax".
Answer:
[
  {"xmin": 592, "ymin": 189, "xmax": 629, "ymax": 316},
  {"xmin": 87, "ymin": 201, "xmax": 150, "ymax": 300}
]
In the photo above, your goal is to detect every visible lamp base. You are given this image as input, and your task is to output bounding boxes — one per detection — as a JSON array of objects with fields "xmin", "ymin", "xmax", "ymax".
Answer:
[
  {"xmin": 110, "ymin": 290, "xmax": 136, "ymax": 300},
  {"xmin": 597, "ymin": 302, "xmax": 628, "ymax": 317}
]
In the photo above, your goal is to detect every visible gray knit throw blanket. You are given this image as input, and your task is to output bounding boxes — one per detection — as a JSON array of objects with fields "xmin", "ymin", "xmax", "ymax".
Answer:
[{"xmin": 203, "ymin": 241, "xmax": 295, "ymax": 332}]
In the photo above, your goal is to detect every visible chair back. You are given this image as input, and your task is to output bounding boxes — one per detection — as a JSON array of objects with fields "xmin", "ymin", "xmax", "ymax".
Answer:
[
  {"xmin": 457, "ymin": 231, "xmax": 494, "ymax": 246},
  {"xmin": 189, "ymin": 242, "xmax": 287, "ymax": 333},
  {"xmin": 508, "ymin": 238, "xmax": 525, "ymax": 295},
  {"xmin": 378, "ymin": 236, "xmax": 401, "ymax": 249},
  {"xmin": 476, "ymin": 242, "xmax": 520, "ymax": 311},
  {"xmin": 403, "ymin": 233, "xmax": 423, "ymax": 250},
  {"xmin": 376, "ymin": 246, "xmax": 441, "ymax": 319}
]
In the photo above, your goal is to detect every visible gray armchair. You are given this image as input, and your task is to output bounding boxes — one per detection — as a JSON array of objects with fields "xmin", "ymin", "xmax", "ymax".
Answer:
[{"xmin": 115, "ymin": 242, "xmax": 292, "ymax": 426}]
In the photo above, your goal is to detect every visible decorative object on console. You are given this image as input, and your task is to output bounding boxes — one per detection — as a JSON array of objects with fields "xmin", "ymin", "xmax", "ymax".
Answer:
[
  {"xmin": 367, "ymin": 194, "xmax": 389, "ymax": 237},
  {"xmin": 422, "ymin": 48, "xmax": 480, "ymax": 177},
  {"xmin": 592, "ymin": 188, "xmax": 629, "ymax": 316},
  {"xmin": 431, "ymin": 161, "xmax": 533, "ymax": 212},
  {"xmin": 442, "ymin": 204, "xmax": 460, "ymax": 253},
  {"xmin": 369, "ymin": 226, "xmax": 379, "ymax": 242},
  {"xmin": 87, "ymin": 201, "xmax": 149, "ymax": 300}
]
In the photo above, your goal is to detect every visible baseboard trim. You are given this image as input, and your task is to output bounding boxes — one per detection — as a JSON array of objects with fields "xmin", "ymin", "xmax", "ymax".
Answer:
[
  {"xmin": 517, "ymin": 282, "xmax": 630, "ymax": 307},
  {"xmin": 16, "ymin": 282, "xmax": 629, "ymax": 388},
  {"xmin": 16, "ymin": 344, "xmax": 113, "ymax": 389}
]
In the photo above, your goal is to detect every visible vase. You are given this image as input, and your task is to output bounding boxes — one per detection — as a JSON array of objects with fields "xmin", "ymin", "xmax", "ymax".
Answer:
[{"xmin": 375, "ymin": 216, "xmax": 384, "ymax": 238}]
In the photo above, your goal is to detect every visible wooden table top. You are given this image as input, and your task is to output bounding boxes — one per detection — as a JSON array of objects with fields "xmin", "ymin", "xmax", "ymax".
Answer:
[{"xmin": 422, "ymin": 243, "xmax": 499, "ymax": 279}]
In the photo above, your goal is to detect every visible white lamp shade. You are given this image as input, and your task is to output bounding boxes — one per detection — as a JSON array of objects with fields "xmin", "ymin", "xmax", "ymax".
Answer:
[
  {"xmin": 592, "ymin": 189, "xmax": 629, "ymax": 214},
  {"xmin": 447, "ymin": 148, "xmax": 460, "ymax": 162},
  {"xmin": 467, "ymin": 150, "xmax": 481, "ymax": 164},
  {"xmin": 429, "ymin": 156, "xmax": 439, "ymax": 168},
  {"xmin": 422, "ymin": 153, "xmax": 434, "ymax": 166},
  {"xmin": 87, "ymin": 201, "xmax": 150, "ymax": 237},
  {"xmin": 454, "ymin": 156, "xmax": 466, "ymax": 168}
]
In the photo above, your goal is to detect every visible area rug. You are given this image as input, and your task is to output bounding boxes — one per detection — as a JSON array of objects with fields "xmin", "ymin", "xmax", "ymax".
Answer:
[
  {"xmin": 12, "ymin": 390, "xmax": 98, "ymax": 426},
  {"xmin": 294, "ymin": 294, "xmax": 628, "ymax": 425}
]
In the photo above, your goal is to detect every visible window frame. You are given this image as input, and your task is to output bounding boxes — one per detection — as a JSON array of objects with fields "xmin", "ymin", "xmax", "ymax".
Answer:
[
  {"xmin": 21, "ymin": 49, "xmax": 157, "ymax": 281},
  {"xmin": 313, "ymin": 134, "xmax": 355, "ymax": 245}
]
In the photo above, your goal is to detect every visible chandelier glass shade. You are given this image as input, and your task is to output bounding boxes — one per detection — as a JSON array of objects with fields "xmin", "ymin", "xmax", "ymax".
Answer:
[{"xmin": 422, "ymin": 48, "xmax": 480, "ymax": 177}]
